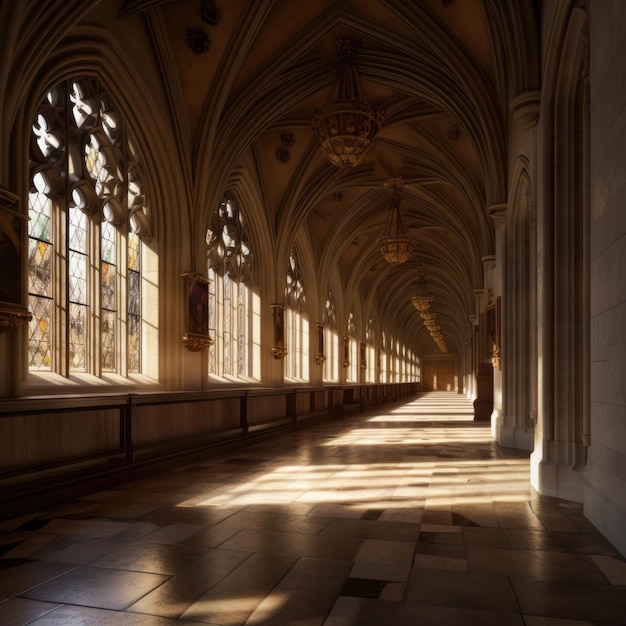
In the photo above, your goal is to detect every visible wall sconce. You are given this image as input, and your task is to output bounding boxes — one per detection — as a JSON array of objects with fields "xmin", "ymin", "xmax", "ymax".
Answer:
[
  {"xmin": 271, "ymin": 303, "xmax": 287, "ymax": 359},
  {"xmin": 315, "ymin": 322, "xmax": 326, "ymax": 364}
]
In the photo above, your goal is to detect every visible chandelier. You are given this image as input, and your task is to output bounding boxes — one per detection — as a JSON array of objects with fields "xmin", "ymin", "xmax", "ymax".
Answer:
[
  {"xmin": 410, "ymin": 271, "xmax": 433, "ymax": 311},
  {"xmin": 311, "ymin": 38, "xmax": 384, "ymax": 169},
  {"xmin": 377, "ymin": 177, "xmax": 417, "ymax": 264}
]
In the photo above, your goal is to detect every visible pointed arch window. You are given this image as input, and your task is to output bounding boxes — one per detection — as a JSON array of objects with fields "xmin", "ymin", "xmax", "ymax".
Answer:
[
  {"xmin": 323, "ymin": 288, "xmax": 338, "ymax": 382},
  {"xmin": 346, "ymin": 308, "xmax": 357, "ymax": 382},
  {"xmin": 206, "ymin": 194, "xmax": 260, "ymax": 380},
  {"xmin": 365, "ymin": 316, "xmax": 376, "ymax": 383},
  {"xmin": 285, "ymin": 250, "xmax": 308, "ymax": 381},
  {"xmin": 27, "ymin": 78, "xmax": 154, "ymax": 380},
  {"xmin": 380, "ymin": 332, "xmax": 387, "ymax": 383}
]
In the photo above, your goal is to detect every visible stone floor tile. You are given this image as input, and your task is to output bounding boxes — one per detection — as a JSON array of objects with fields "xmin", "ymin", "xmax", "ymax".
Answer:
[
  {"xmin": 141, "ymin": 522, "xmax": 206, "ymax": 545},
  {"xmin": 180, "ymin": 553, "xmax": 297, "ymax": 624},
  {"xmin": 378, "ymin": 507, "xmax": 423, "ymax": 524},
  {"xmin": 28, "ymin": 605, "xmax": 211, "ymax": 625},
  {"xmin": 40, "ymin": 518, "xmax": 133, "ymax": 538},
  {"xmin": 41, "ymin": 537, "xmax": 128, "ymax": 564},
  {"xmin": 405, "ymin": 567, "xmax": 519, "ymax": 613},
  {"xmin": 320, "ymin": 518, "xmax": 420, "ymax": 542},
  {"xmin": 308, "ymin": 502, "xmax": 366, "ymax": 519},
  {"xmin": 420, "ymin": 523, "xmax": 462, "ymax": 533},
  {"xmin": 90, "ymin": 540, "xmax": 206, "ymax": 575},
  {"xmin": 537, "ymin": 514, "xmax": 582, "ymax": 533},
  {"xmin": 461, "ymin": 526, "xmax": 511, "ymax": 548},
  {"xmin": 468, "ymin": 546, "xmax": 611, "ymax": 583},
  {"xmin": 214, "ymin": 508, "xmax": 332, "ymax": 536},
  {"xmin": 82, "ymin": 502, "xmax": 162, "ymax": 519},
  {"xmin": 506, "ymin": 528, "xmax": 622, "ymax": 556},
  {"xmin": 245, "ymin": 588, "xmax": 336, "ymax": 625},
  {"xmin": 21, "ymin": 565, "xmax": 169, "ymax": 610},
  {"xmin": 0, "ymin": 597, "xmax": 60, "ymax": 625},
  {"xmin": 415, "ymin": 541, "xmax": 468, "ymax": 558},
  {"xmin": 127, "ymin": 549, "xmax": 250, "ymax": 618},
  {"xmin": 591, "ymin": 554, "xmax": 626, "ymax": 585},
  {"xmin": 326, "ymin": 596, "xmax": 526, "ymax": 626},
  {"xmin": 379, "ymin": 581, "xmax": 406, "ymax": 601},
  {"xmin": 350, "ymin": 560, "xmax": 412, "ymax": 582},
  {"xmin": 523, "ymin": 617, "xmax": 595, "ymax": 626},
  {"xmin": 422, "ymin": 509, "xmax": 453, "ymax": 524},
  {"xmin": 278, "ymin": 556, "xmax": 354, "ymax": 594},
  {"xmin": 413, "ymin": 552, "xmax": 468, "ymax": 571},
  {"xmin": 512, "ymin": 576, "xmax": 626, "ymax": 623},
  {"xmin": 218, "ymin": 528, "xmax": 363, "ymax": 560},
  {"xmin": 354, "ymin": 539, "xmax": 415, "ymax": 566},
  {"xmin": 138, "ymin": 504, "xmax": 235, "ymax": 527},
  {"xmin": 0, "ymin": 560, "xmax": 77, "ymax": 597},
  {"xmin": 324, "ymin": 596, "xmax": 401, "ymax": 626},
  {"xmin": 1, "ymin": 533, "xmax": 69, "ymax": 560}
]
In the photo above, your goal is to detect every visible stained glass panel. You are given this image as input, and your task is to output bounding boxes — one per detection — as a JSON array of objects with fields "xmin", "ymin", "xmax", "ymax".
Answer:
[
  {"xmin": 28, "ymin": 297, "xmax": 52, "ymax": 370},
  {"xmin": 29, "ymin": 188, "xmax": 52, "ymax": 242},
  {"xmin": 101, "ymin": 310, "xmax": 115, "ymax": 371},
  {"xmin": 69, "ymin": 207, "xmax": 87, "ymax": 253},
  {"xmin": 101, "ymin": 261, "xmax": 116, "ymax": 311},
  {"xmin": 128, "ymin": 231, "xmax": 141, "ymax": 373},
  {"xmin": 69, "ymin": 250, "xmax": 87, "ymax": 304},
  {"xmin": 69, "ymin": 302, "xmax": 87, "ymax": 371},
  {"xmin": 237, "ymin": 284, "xmax": 246, "ymax": 376},
  {"xmin": 208, "ymin": 267, "xmax": 216, "ymax": 374},
  {"xmin": 101, "ymin": 220, "xmax": 116, "ymax": 264},
  {"xmin": 128, "ymin": 231, "xmax": 140, "ymax": 272},
  {"xmin": 128, "ymin": 313, "xmax": 140, "ymax": 373},
  {"xmin": 28, "ymin": 238, "xmax": 52, "ymax": 297},
  {"xmin": 223, "ymin": 273, "xmax": 231, "ymax": 374},
  {"xmin": 128, "ymin": 269, "xmax": 140, "ymax": 316}
]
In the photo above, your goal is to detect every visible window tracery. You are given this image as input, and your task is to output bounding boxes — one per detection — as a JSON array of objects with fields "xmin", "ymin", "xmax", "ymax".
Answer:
[
  {"xmin": 206, "ymin": 194, "xmax": 259, "ymax": 379},
  {"xmin": 27, "ymin": 78, "xmax": 151, "ymax": 377}
]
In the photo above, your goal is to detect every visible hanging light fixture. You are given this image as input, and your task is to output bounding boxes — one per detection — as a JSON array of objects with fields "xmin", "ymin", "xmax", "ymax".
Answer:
[
  {"xmin": 410, "ymin": 270, "xmax": 433, "ymax": 311},
  {"xmin": 311, "ymin": 37, "xmax": 384, "ymax": 170},
  {"xmin": 377, "ymin": 177, "xmax": 417, "ymax": 264}
]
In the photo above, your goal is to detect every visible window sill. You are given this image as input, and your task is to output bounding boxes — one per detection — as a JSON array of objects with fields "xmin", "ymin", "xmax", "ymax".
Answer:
[{"xmin": 21, "ymin": 371, "xmax": 160, "ymax": 396}]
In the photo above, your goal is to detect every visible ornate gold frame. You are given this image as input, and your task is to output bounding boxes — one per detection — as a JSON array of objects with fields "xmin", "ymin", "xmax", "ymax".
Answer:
[{"xmin": 181, "ymin": 273, "xmax": 212, "ymax": 351}]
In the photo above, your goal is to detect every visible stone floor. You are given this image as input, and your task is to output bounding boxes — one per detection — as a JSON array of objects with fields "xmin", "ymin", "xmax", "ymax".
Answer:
[{"xmin": 1, "ymin": 391, "xmax": 626, "ymax": 625}]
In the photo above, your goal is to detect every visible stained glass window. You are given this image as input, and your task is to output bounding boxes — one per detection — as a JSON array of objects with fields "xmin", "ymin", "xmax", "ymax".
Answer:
[
  {"xmin": 127, "ymin": 230, "xmax": 141, "ymax": 373},
  {"xmin": 27, "ymin": 77, "xmax": 150, "ymax": 378},
  {"xmin": 206, "ymin": 194, "xmax": 258, "ymax": 380},
  {"xmin": 27, "ymin": 173, "xmax": 53, "ymax": 370},
  {"xmin": 323, "ymin": 288, "xmax": 338, "ymax": 382},
  {"xmin": 346, "ymin": 308, "xmax": 357, "ymax": 382},
  {"xmin": 285, "ymin": 250, "xmax": 308, "ymax": 381},
  {"xmin": 366, "ymin": 317, "xmax": 375, "ymax": 383}
]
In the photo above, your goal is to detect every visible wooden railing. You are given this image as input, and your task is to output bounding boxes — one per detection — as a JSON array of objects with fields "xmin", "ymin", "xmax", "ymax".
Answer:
[{"xmin": 0, "ymin": 382, "xmax": 418, "ymax": 518}]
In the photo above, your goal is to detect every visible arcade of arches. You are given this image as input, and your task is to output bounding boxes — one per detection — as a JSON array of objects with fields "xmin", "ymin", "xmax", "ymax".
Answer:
[{"xmin": 0, "ymin": 0, "xmax": 625, "ymax": 565}]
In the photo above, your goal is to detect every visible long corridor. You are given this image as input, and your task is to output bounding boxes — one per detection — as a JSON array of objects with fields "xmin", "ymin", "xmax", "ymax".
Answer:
[{"xmin": 1, "ymin": 392, "xmax": 625, "ymax": 625}]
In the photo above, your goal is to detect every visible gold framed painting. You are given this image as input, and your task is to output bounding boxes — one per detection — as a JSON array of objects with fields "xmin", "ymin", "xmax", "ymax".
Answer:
[{"xmin": 181, "ymin": 273, "xmax": 212, "ymax": 351}]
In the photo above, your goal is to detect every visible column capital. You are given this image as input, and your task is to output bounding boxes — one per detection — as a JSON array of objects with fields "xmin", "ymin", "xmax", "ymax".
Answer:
[
  {"xmin": 510, "ymin": 90, "xmax": 540, "ymax": 130},
  {"xmin": 489, "ymin": 203, "xmax": 507, "ymax": 225},
  {"xmin": 481, "ymin": 255, "xmax": 496, "ymax": 271}
]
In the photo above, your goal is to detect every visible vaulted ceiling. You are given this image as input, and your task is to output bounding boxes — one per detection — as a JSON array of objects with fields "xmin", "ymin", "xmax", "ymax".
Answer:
[{"xmin": 117, "ymin": 0, "xmax": 539, "ymax": 357}]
